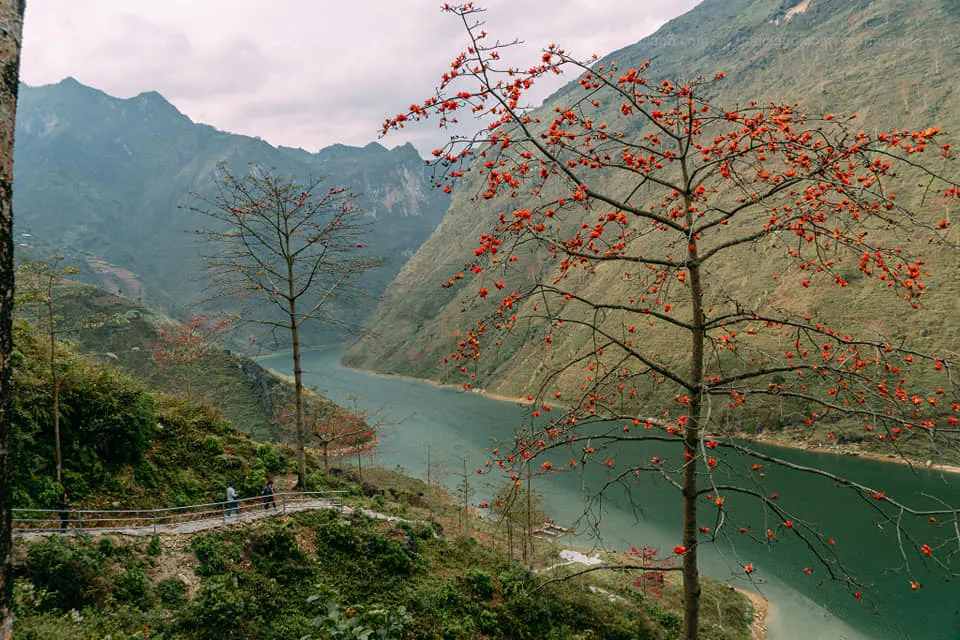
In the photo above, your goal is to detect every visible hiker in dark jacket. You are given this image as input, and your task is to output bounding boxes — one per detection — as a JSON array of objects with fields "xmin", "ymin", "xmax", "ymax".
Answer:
[{"xmin": 261, "ymin": 479, "xmax": 276, "ymax": 510}]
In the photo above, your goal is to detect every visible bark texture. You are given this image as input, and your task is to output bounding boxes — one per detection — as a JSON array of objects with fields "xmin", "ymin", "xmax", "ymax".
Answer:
[{"xmin": 0, "ymin": 2, "xmax": 26, "ymax": 638}]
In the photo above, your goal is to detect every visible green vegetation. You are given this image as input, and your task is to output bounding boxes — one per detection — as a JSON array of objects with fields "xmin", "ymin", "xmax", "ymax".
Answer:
[
  {"xmin": 10, "ymin": 318, "xmax": 298, "ymax": 509},
  {"xmin": 13, "ymin": 509, "xmax": 753, "ymax": 640},
  {"xmin": 10, "ymin": 307, "xmax": 753, "ymax": 640}
]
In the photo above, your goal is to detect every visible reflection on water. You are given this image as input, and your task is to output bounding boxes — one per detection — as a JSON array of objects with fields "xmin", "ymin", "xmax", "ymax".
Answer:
[{"xmin": 259, "ymin": 347, "xmax": 959, "ymax": 640}]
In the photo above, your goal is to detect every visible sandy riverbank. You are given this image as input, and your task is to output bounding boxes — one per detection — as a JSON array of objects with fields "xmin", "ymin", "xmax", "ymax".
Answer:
[
  {"xmin": 748, "ymin": 431, "xmax": 960, "ymax": 475},
  {"xmin": 737, "ymin": 588, "xmax": 769, "ymax": 640}
]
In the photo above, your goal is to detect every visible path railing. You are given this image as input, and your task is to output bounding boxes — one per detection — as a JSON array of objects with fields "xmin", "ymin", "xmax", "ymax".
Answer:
[{"xmin": 12, "ymin": 490, "xmax": 346, "ymax": 537}]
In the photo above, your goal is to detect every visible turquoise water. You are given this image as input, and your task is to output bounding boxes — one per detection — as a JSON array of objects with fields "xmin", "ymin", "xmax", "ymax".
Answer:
[{"xmin": 259, "ymin": 347, "xmax": 960, "ymax": 640}]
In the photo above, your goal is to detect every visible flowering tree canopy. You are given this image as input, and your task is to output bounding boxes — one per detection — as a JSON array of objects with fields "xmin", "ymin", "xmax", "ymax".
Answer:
[{"xmin": 384, "ymin": 5, "xmax": 960, "ymax": 638}]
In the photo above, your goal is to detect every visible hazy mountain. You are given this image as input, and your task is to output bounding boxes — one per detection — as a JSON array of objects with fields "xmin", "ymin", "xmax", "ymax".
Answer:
[
  {"xmin": 344, "ymin": 0, "xmax": 960, "ymax": 392},
  {"xmin": 13, "ymin": 78, "xmax": 449, "ymax": 341}
]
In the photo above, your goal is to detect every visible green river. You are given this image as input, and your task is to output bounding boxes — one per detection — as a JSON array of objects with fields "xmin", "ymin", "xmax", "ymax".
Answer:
[{"xmin": 258, "ymin": 348, "xmax": 959, "ymax": 640}]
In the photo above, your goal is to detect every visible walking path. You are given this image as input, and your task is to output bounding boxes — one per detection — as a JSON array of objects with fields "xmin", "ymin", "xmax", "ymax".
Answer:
[{"xmin": 13, "ymin": 491, "xmax": 346, "ymax": 539}]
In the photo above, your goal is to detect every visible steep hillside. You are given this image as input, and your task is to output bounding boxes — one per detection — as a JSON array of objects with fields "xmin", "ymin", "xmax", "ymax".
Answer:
[
  {"xmin": 345, "ymin": 0, "xmax": 960, "ymax": 400},
  {"xmin": 13, "ymin": 274, "xmax": 347, "ymax": 443},
  {"xmin": 13, "ymin": 78, "xmax": 449, "ymax": 341}
]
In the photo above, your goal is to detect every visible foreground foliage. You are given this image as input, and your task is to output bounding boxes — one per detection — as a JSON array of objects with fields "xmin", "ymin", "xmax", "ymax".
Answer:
[
  {"xmin": 14, "ymin": 508, "xmax": 752, "ymax": 640},
  {"xmin": 9, "ymin": 320, "xmax": 298, "ymax": 509}
]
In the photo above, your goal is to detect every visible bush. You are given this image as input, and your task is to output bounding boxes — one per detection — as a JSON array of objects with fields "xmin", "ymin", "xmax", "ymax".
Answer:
[
  {"xmin": 246, "ymin": 527, "xmax": 312, "ymax": 582},
  {"xmin": 146, "ymin": 534, "xmax": 162, "ymax": 557},
  {"xmin": 476, "ymin": 609, "xmax": 500, "ymax": 635},
  {"xmin": 657, "ymin": 610, "xmax": 682, "ymax": 632},
  {"xmin": 256, "ymin": 444, "xmax": 285, "ymax": 474},
  {"xmin": 466, "ymin": 569, "xmax": 495, "ymax": 600},
  {"xmin": 133, "ymin": 460, "xmax": 159, "ymax": 489},
  {"xmin": 191, "ymin": 534, "xmax": 237, "ymax": 576},
  {"xmin": 367, "ymin": 534, "xmax": 414, "ymax": 576},
  {"xmin": 203, "ymin": 435, "xmax": 224, "ymax": 456},
  {"xmin": 97, "ymin": 536, "xmax": 116, "ymax": 558},
  {"xmin": 190, "ymin": 575, "xmax": 247, "ymax": 640},
  {"xmin": 24, "ymin": 537, "xmax": 107, "ymax": 611},
  {"xmin": 113, "ymin": 567, "xmax": 152, "ymax": 608},
  {"xmin": 156, "ymin": 577, "xmax": 188, "ymax": 608},
  {"xmin": 317, "ymin": 520, "xmax": 361, "ymax": 553}
]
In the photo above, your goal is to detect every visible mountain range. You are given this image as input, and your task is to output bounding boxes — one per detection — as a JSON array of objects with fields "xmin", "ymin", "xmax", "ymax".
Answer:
[{"xmin": 13, "ymin": 77, "xmax": 449, "ymax": 343}]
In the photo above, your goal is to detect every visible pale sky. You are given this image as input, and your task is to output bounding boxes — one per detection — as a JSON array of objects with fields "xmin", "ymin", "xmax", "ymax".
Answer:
[{"xmin": 20, "ymin": 1, "xmax": 701, "ymax": 156}]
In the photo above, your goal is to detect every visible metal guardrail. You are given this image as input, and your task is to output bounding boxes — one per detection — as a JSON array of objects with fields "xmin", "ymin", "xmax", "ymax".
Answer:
[{"xmin": 12, "ymin": 490, "xmax": 346, "ymax": 537}]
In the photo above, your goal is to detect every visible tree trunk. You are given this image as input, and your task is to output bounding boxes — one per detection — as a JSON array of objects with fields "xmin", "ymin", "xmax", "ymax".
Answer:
[
  {"xmin": 51, "ymin": 329, "xmax": 60, "ymax": 485},
  {"xmin": 0, "ymin": 3, "xmax": 26, "ymax": 638},
  {"xmin": 291, "ymin": 317, "xmax": 307, "ymax": 489},
  {"xmin": 681, "ymin": 181, "xmax": 705, "ymax": 640},
  {"xmin": 526, "ymin": 476, "xmax": 533, "ymax": 568},
  {"xmin": 322, "ymin": 440, "xmax": 330, "ymax": 474},
  {"xmin": 462, "ymin": 458, "xmax": 470, "ymax": 538}
]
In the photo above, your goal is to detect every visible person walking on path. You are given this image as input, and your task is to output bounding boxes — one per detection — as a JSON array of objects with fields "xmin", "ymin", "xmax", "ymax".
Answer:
[
  {"xmin": 226, "ymin": 481, "xmax": 240, "ymax": 516},
  {"xmin": 58, "ymin": 491, "xmax": 69, "ymax": 533},
  {"xmin": 261, "ymin": 479, "xmax": 276, "ymax": 510}
]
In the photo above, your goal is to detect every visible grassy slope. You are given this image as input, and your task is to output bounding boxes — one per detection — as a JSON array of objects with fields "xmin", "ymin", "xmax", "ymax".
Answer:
[
  {"xmin": 344, "ymin": 0, "xmax": 960, "ymax": 460},
  {"xmin": 41, "ymin": 282, "xmax": 344, "ymax": 444},
  {"xmin": 13, "ymin": 507, "xmax": 752, "ymax": 640},
  {"xmin": 11, "ymin": 323, "xmax": 752, "ymax": 640}
]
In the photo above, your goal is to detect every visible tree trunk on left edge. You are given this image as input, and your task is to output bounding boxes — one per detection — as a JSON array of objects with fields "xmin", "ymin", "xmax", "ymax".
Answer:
[{"xmin": 0, "ymin": 3, "xmax": 26, "ymax": 638}]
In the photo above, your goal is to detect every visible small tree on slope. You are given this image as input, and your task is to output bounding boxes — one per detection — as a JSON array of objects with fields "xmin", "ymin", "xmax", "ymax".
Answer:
[{"xmin": 383, "ymin": 5, "xmax": 960, "ymax": 639}]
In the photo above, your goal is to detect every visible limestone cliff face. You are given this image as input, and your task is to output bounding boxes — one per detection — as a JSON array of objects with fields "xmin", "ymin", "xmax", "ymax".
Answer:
[{"xmin": 345, "ymin": 0, "xmax": 960, "ymax": 395}]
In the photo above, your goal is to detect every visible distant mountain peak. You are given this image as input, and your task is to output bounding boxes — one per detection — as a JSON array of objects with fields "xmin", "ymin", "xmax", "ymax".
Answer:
[{"xmin": 128, "ymin": 89, "xmax": 190, "ymax": 122}]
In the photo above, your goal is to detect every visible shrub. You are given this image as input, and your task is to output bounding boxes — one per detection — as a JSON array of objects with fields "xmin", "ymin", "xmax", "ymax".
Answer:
[
  {"xmin": 133, "ymin": 460, "xmax": 159, "ymax": 489},
  {"xmin": 245, "ymin": 527, "xmax": 312, "ymax": 582},
  {"xmin": 113, "ymin": 567, "xmax": 152, "ymax": 609},
  {"xmin": 256, "ymin": 444, "xmax": 285, "ymax": 474},
  {"xmin": 146, "ymin": 534, "xmax": 162, "ymax": 557},
  {"xmin": 97, "ymin": 536, "xmax": 116, "ymax": 558},
  {"xmin": 657, "ymin": 610, "xmax": 682, "ymax": 632},
  {"xmin": 316, "ymin": 520, "xmax": 361, "ymax": 553},
  {"xmin": 476, "ymin": 609, "xmax": 500, "ymax": 635},
  {"xmin": 367, "ymin": 534, "xmax": 414, "ymax": 576},
  {"xmin": 191, "ymin": 575, "xmax": 247, "ymax": 640},
  {"xmin": 191, "ymin": 534, "xmax": 237, "ymax": 576},
  {"xmin": 156, "ymin": 577, "xmax": 188, "ymax": 608},
  {"xmin": 466, "ymin": 569, "xmax": 495, "ymax": 600},
  {"xmin": 24, "ymin": 537, "xmax": 107, "ymax": 611},
  {"xmin": 203, "ymin": 435, "xmax": 224, "ymax": 456}
]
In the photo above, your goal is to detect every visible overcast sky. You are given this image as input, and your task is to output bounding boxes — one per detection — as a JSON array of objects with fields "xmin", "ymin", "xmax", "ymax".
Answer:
[{"xmin": 21, "ymin": 1, "xmax": 701, "ymax": 156}]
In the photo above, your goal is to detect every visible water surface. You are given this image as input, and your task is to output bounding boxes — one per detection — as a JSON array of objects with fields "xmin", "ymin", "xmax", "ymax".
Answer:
[{"xmin": 259, "ymin": 347, "xmax": 960, "ymax": 640}]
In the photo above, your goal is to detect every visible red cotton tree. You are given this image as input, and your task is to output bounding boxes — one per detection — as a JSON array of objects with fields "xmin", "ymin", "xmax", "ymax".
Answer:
[
  {"xmin": 152, "ymin": 314, "xmax": 232, "ymax": 404},
  {"xmin": 383, "ymin": 5, "xmax": 960, "ymax": 639},
  {"xmin": 272, "ymin": 399, "xmax": 375, "ymax": 476}
]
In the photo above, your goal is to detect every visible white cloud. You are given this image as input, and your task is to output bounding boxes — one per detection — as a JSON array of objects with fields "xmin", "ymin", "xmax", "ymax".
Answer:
[{"xmin": 21, "ymin": 0, "xmax": 701, "ymax": 155}]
